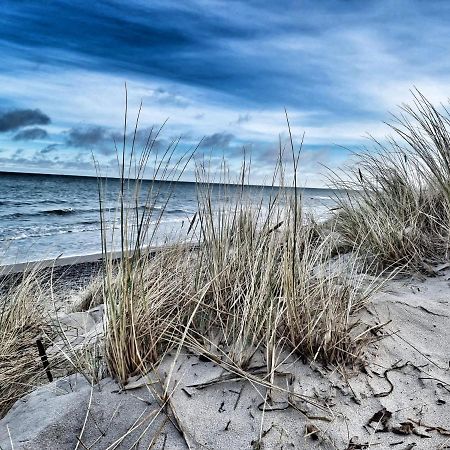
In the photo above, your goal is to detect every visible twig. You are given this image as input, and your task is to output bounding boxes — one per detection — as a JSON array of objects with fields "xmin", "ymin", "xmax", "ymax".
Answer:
[
  {"xmin": 75, "ymin": 383, "xmax": 94, "ymax": 450},
  {"xmin": 374, "ymin": 361, "xmax": 409, "ymax": 398}
]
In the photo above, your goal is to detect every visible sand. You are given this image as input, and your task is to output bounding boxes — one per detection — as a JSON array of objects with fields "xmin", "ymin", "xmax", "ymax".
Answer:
[{"xmin": 0, "ymin": 261, "xmax": 449, "ymax": 449}]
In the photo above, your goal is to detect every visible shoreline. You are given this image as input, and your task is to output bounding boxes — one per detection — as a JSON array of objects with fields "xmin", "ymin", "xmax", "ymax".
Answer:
[
  {"xmin": 0, "ymin": 244, "xmax": 199, "ymax": 301},
  {"xmin": 0, "ymin": 254, "xmax": 105, "ymax": 305},
  {"xmin": 0, "ymin": 241, "xmax": 201, "ymax": 276},
  {"xmin": 0, "ymin": 251, "xmax": 107, "ymax": 276}
]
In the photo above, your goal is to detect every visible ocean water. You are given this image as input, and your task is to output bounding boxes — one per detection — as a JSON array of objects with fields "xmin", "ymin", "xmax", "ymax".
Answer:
[{"xmin": 0, "ymin": 172, "xmax": 340, "ymax": 265}]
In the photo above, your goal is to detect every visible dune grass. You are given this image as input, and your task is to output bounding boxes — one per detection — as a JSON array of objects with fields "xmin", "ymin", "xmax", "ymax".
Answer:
[
  {"xmin": 4, "ymin": 91, "xmax": 450, "ymax": 445},
  {"xmin": 94, "ymin": 114, "xmax": 383, "ymax": 389},
  {"xmin": 330, "ymin": 90, "xmax": 450, "ymax": 272},
  {"xmin": 0, "ymin": 268, "xmax": 52, "ymax": 418}
]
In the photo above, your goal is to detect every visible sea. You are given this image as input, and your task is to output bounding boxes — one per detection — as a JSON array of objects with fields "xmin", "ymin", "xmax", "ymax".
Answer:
[{"xmin": 0, "ymin": 172, "xmax": 340, "ymax": 265}]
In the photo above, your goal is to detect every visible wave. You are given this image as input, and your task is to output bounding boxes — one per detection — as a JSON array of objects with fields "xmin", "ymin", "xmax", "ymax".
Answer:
[
  {"xmin": 43, "ymin": 208, "xmax": 75, "ymax": 216},
  {"xmin": 80, "ymin": 219, "xmax": 100, "ymax": 225},
  {"xmin": 0, "ymin": 225, "xmax": 102, "ymax": 241},
  {"xmin": 2, "ymin": 208, "xmax": 75, "ymax": 219},
  {"xmin": 166, "ymin": 208, "xmax": 188, "ymax": 215},
  {"xmin": 0, "ymin": 214, "xmax": 192, "ymax": 242},
  {"xmin": 0, "ymin": 198, "xmax": 69, "ymax": 206}
]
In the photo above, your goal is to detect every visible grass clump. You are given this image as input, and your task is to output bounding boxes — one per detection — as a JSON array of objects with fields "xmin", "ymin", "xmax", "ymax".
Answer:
[
  {"xmin": 102, "ymin": 245, "xmax": 195, "ymax": 384},
  {"xmin": 95, "ymin": 111, "xmax": 382, "ymax": 389},
  {"xmin": 331, "ymin": 90, "xmax": 450, "ymax": 272},
  {"xmin": 186, "ymin": 174, "xmax": 377, "ymax": 372},
  {"xmin": 96, "ymin": 116, "xmax": 197, "ymax": 385},
  {"xmin": 0, "ymin": 269, "xmax": 51, "ymax": 417}
]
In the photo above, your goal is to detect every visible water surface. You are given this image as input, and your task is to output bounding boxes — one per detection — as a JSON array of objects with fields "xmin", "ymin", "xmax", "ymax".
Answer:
[{"xmin": 0, "ymin": 172, "xmax": 340, "ymax": 264}]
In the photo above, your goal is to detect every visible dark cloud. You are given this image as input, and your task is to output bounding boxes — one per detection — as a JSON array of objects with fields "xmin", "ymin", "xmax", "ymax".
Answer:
[
  {"xmin": 40, "ymin": 143, "xmax": 59, "ymax": 154},
  {"xmin": 13, "ymin": 127, "xmax": 48, "ymax": 141},
  {"xmin": 66, "ymin": 126, "xmax": 111, "ymax": 148},
  {"xmin": 0, "ymin": 0, "xmax": 393, "ymax": 116},
  {"xmin": 3, "ymin": 0, "xmax": 450, "ymax": 124},
  {"xmin": 64, "ymin": 125, "xmax": 168, "ymax": 155},
  {"xmin": 65, "ymin": 125, "xmax": 123, "ymax": 155},
  {"xmin": 200, "ymin": 132, "xmax": 234, "ymax": 149},
  {"xmin": 0, "ymin": 109, "xmax": 50, "ymax": 132},
  {"xmin": 235, "ymin": 114, "xmax": 251, "ymax": 125}
]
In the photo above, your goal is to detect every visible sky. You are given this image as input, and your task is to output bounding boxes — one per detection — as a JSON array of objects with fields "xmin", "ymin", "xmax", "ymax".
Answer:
[{"xmin": 1, "ymin": 0, "xmax": 450, "ymax": 187}]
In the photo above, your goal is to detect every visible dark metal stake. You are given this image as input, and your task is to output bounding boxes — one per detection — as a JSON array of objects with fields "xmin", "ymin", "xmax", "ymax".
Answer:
[{"xmin": 36, "ymin": 339, "xmax": 53, "ymax": 382}]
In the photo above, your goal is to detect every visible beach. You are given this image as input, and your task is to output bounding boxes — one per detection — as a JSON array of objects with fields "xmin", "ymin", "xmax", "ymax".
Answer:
[
  {"xmin": 0, "ymin": 255, "xmax": 449, "ymax": 449},
  {"xmin": 0, "ymin": 254, "xmax": 103, "ymax": 313},
  {"xmin": 3, "ymin": 1, "xmax": 450, "ymax": 448}
]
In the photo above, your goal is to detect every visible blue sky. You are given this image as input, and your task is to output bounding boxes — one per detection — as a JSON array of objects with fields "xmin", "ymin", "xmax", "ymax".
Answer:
[{"xmin": 1, "ymin": 0, "xmax": 450, "ymax": 186}]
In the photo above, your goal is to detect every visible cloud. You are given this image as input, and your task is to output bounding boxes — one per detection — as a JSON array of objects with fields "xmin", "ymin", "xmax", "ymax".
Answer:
[
  {"xmin": 146, "ymin": 88, "xmax": 189, "ymax": 107},
  {"xmin": 40, "ymin": 143, "xmax": 59, "ymax": 154},
  {"xmin": 64, "ymin": 125, "xmax": 120, "ymax": 155},
  {"xmin": 200, "ymin": 132, "xmax": 234, "ymax": 149},
  {"xmin": 236, "ymin": 114, "xmax": 251, "ymax": 124},
  {"xmin": 0, "ymin": 148, "xmax": 93, "ymax": 174},
  {"xmin": 0, "ymin": 109, "xmax": 50, "ymax": 132},
  {"xmin": 229, "ymin": 113, "xmax": 251, "ymax": 126},
  {"xmin": 63, "ymin": 124, "xmax": 173, "ymax": 156},
  {"xmin": 13, "ymin": 127, "xmax": 48, "ymax": 141},
  {"xmin": 66, "ymin": 126, "xmax": 111, "ymax": 147},
  {"xmin": 4, "ymin": 1, "xmax": 450, "ymax": 185}
]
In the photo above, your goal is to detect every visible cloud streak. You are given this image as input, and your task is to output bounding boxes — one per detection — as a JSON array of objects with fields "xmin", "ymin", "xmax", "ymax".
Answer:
[
  {"xmin": 200, "ymin": 132, "xmax": 234, "ymax": 149},
  {"xmin": 65, "ymin": 126, "xmax": 115, "ymax": 150}
]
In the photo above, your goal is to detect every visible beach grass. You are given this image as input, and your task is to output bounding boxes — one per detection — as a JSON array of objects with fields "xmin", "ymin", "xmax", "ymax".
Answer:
[
  {"xmin": 94, "ymin": 113, "xmax": 383, "ymax": 389},
  {"xmin": 0, "ymin": 267, "xmax": 51, "ymax": 417},
  {"xmin": 330, "ymin": 89, "xmax": 450, "ymax": 272}
]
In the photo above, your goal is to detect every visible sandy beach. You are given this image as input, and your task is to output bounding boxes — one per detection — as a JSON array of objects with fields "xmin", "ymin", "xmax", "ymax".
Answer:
[
  {"xmin": 0, "ymin": 254, "xmax": 104, "ymax": 314},
  {"xmin": 0, "ymin": 253, "xmax": 449, "ymax": 449}
]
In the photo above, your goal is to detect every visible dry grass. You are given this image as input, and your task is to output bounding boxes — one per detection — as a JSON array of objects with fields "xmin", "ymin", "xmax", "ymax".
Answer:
[
  {"xmin": 96, "ymin": 115, "xmax": 197, "ymax": 384},
  {"xmin": 0, "ymin": 268, "xmax": 52, "ymax": 417},
  {"xmin": 330, "ymin": 90, "xmax": 450, "ymax": 272},
  {"xmin": 182, "ymin": 176, "xmax": 379, "ymax": 375},
  {"xmin": 101, "ymin": 246, "xmax": 196, "ymax": 384},
  {"xmin": 94, "ymin": 113, "xmax": 383, "ymax": 390}
]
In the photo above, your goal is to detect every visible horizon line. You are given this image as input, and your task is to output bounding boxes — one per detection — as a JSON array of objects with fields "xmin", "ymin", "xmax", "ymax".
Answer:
[{"xmin": 0, "ymin": 170, "xmax": 341, "ymax": 191}]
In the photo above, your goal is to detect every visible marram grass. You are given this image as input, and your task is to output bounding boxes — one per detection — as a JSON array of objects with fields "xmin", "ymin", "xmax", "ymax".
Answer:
[
  {"xmin": 330, "ymin": 89, "xmax": 450, "ymax": 272},
  {"xmin": 96, "ymin": 113, "xmax": 383, "ymax": 387}
]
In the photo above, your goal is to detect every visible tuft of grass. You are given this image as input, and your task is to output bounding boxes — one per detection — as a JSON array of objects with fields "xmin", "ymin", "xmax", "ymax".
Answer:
[
  {"xmin": 184, "ymin": 169, "xmax": 379, "ymax": 372},
  {"xmin": 101, "ymin": 245, "xmax": 196, "ymax": 384},
  {"xmin": 96, "ymin": 101, "xmax": 196, "ymax": 384},
  {"xmin": 0, "ymin": 268, "xmax": 52, "ymax": 417},
  {"xmin": 330, "ymin": 90, "xmax": 450, "ymax": 272},
  {"xmin": 92, "ymin": 104, "xmax": 383, "ymax": 392}
]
